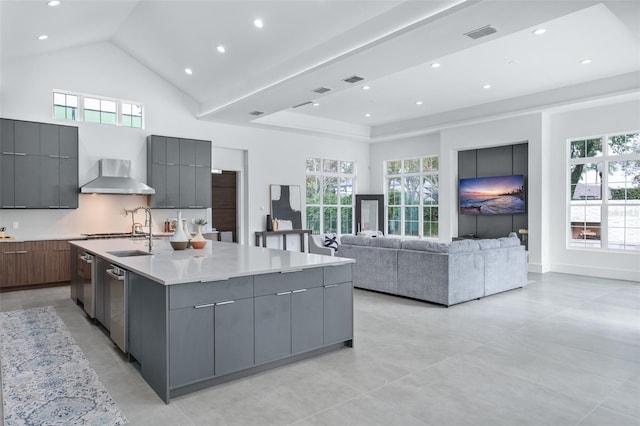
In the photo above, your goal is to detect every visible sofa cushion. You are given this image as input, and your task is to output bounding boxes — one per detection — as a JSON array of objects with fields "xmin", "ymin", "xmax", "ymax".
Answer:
[
  {"xmin": 449, "ymin": 239, "xmax": 480, "ymax": 253},
  {"xmin": 401, "ymin": 240, "xmax": 450, "ymax": 253},
  {"xmin": 498, "ymin": 236, "xmax": 521, "ymax": 248},
  {"xmin": 339, "ymin": 235, "xmax": 368, "ymax": 246},
  {"xmin": 477, "ymin": 239, "xmax": 501, "ymax": 250},
  {"xmin": 367, "ymin": 237, "xmax": 402, "ymax": 249}
]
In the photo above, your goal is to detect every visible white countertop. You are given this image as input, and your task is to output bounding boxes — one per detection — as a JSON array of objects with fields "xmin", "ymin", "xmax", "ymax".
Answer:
[{"xmin": 70, "ymin": 239, "xmax": 354, "ymax": 285}]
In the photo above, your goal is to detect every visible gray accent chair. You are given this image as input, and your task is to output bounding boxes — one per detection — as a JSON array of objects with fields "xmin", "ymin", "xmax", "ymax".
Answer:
[{"xmin": 338, "ymin": 235, "xmax": 527, "ymax": 306}]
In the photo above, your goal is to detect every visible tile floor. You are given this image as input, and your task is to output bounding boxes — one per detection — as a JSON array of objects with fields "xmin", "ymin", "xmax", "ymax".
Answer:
[{"xmin": 1, "ymin": 272, "xmax": 639, "ymax": 425}]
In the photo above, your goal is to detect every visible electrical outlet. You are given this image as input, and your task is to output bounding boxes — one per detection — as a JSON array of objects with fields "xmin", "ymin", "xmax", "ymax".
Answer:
[{"xmin": 12, "ymin": 221, "xmax": 19, "ymax": 229}]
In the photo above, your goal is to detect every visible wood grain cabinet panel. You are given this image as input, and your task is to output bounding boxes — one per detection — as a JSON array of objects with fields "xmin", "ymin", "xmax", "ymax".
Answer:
[{"xmin": 0, "ymin": 240, "xmax": 70, "ymax": 289}]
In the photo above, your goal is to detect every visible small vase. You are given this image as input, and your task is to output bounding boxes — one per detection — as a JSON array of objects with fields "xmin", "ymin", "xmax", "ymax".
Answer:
[
  {"xmin": 182, "ymin": 219, "xmax": 192, "ymax": 248},
  {"xmin": 170, "ymin": 211, "xmax": 189, "ymax": 250},
  {"xmin": 191, "ymin": 224, "xmax": 207, "ymax": 249}
]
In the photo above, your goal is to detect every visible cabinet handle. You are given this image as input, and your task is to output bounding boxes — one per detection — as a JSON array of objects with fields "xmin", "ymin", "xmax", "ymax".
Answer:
[
  {"xmin": 15, "ymin": 250, "xmax": 28, "ymax": 254},
  {"xmin": 292, "ymin": 289, "xmax": 307, "ymax": 293},
  {"xmin": 14, "ymin": 152, "xmax": 26, "ymax": 156},
  {"xmin": 49, "ymin": 206, "xmax": 60, "ymax": 208},
  {"xmin": 280, "ymin": 269, "xmax": 303, "ymax": 274},
  {"xmin": 2, "ymin": 206, "xmax": 15, "ymax": 208},
  {"xmin": 188, "ymin": 206, "xmax": 204, "ymax": 209},
  {"xmin": 324, "ymin": 284, "xmax": 338, "ymax": 288},
  {"xmin": 189, "ymin": 164, "xmax": 197, "ymax": 167},
  {"xmin": 59, "ymin": 206, "xmax": 70, "ymax": 208},
  {"xmin": 105, "ymin": 269, "xmax": 126, "ymax": 281},
  {"xmin": 276, "ymin": 291, "xmax": 292, "ymax": 296},
  {"xmin": 166, "ymin": 162, "xmax": 175, "ymax": 166},
  {"xmin": 194, "ymin": 303, "xmax": 215, "ymax": 309},
  {"xmin": 49, "ymin": 155, "xmax": 60, "ymax": 158},
  {"xmin": 14, "ymin": 206, "xmax": 26, "ymax": 208},
  {"xmin": 215, "ymin": 300, "xmax": 235, "ymax": 306},
  {"xmin": 1, "ymin": 151, "xmax": 14, "ymax": 155},
  {"xmin": 59, "ymin": 156, "xmax": 70, "ymax": 159},
  {"xmin": 3, "ymin": 251, "xmax": 16, "ymax": 254}
]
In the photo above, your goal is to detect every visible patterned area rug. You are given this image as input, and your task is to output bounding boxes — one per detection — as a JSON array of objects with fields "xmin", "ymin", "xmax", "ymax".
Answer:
[{"xmin": 0, "ymin": 306, "xmax": 128, "ymax": 425}]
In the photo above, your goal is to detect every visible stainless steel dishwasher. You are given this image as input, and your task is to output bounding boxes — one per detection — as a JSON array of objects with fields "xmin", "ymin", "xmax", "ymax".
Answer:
[
  {"xmin": 106, "ymin": 265, "xmax": 128, "ymax": 352},
  {"xmin": 78, "ymin": 252, "xmax": 96, "ymax": 318}
]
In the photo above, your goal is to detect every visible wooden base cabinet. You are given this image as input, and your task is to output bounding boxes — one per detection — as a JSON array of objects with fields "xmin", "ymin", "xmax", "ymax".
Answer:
[
  {"xmin": 1, "ymin": 240, "xmax": 71, "ymax": 290},
  {"xmin": 128, "ymin": 264, "xmax": 353, "ymax": 403}
]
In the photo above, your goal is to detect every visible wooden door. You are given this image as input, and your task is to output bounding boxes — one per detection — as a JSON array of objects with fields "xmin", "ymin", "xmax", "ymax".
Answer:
[{"xmin": 211, "ymin": 171, "xmax": 237, "ymax": 242}]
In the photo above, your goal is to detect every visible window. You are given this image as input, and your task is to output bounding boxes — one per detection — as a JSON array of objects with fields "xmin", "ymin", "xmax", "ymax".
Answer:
[
  {"xmin": 385, "ymin": 156, "xmax": 439, "ymax": 238},
  {"xmin": 121, "ymin": 102, "xmax": 143, "ymax": 128},
  {"xmin": 306, "ymin": 158, "xmax": 355, "ymax": 235},
  {"xmin": 569, "ymin": 132, "xmax": 640, "ymax": 250},
  {"xmin": 52, "ymin": 91, "xmax": 144, "ymax": 129},
  {"xmin": 53, "ymin": 92, "xmax": 78, "ymax": 121}
]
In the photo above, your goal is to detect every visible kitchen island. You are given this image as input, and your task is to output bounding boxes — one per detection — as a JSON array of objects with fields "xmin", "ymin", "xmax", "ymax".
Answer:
[{"xmin": 70, "ymin": 239, "xmax": 354, "ymax": 403}]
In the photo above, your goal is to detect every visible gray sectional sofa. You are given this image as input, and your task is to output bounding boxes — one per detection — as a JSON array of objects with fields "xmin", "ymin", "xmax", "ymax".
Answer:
[{"xmin": 337, "ymin": 235, "xmax": 527, "ymax": 306}]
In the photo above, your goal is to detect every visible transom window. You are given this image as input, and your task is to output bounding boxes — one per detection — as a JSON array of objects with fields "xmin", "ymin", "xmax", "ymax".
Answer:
[
  {"xmin": 52, "ymin": 91, "xmax": 144, "ymax": 129},
  {"xmin": 385, "ymin": 156, "xmax": 439, "ymax": 238},
  {"xmin": 306, "ymin": 158, "xmax": 355, "ymax": 235},
  {"xmin": 569, "ymin": 132, "xmax": 640, "ymax": 250}
]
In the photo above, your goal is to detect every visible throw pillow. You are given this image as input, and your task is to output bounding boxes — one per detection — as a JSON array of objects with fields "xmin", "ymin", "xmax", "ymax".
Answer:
[{"xmin": 323, "ymin": 235, "xmax": 338, "ymax": 250}]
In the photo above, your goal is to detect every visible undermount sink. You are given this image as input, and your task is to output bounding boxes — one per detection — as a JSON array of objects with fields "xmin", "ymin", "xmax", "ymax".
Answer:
[{"xmin": 107, "ymin": 250, "xmax": 153, "ymax": 257}]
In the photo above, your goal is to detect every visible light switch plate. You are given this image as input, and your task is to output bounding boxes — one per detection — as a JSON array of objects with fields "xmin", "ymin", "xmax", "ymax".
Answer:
[{"xmin": 12, "ymin": 221, "xmax": 18, "ymax": 229}]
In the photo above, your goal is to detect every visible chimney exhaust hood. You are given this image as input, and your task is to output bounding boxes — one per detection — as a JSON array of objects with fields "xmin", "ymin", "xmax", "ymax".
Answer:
[{"xmin": 80, "ymin": 159, "xmax": 155, "ymax": 195}]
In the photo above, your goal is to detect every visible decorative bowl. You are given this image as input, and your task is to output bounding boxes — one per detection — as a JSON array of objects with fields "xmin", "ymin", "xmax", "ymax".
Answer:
[
  {"xmin": 190, "ymin": 240, "xmax": 207, "ymax": 249},
  {"xmin": 170, "ymin": 241, "xmax": 188, "ymax": 250}
]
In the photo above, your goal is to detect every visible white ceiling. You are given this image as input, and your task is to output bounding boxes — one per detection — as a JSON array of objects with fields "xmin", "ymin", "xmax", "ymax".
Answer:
[{"xmin": 1, "ymin": 0, "xmax": 639, "ymax": 141}]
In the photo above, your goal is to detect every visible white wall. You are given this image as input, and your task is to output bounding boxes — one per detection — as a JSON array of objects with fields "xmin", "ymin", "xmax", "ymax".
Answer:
[
  {"xmin": 0, "ymin": 42, "xmax": 370, "ymax": 243},
  {"xmin": 548, "ymin": 100, "xmax": 640, "ymax": 281}
]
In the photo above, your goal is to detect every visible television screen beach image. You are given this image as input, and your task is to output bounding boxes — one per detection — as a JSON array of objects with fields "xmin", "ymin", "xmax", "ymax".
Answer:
[{"xmin": 459, "ymin": 175, "xmax": 525, "ymax": 215}]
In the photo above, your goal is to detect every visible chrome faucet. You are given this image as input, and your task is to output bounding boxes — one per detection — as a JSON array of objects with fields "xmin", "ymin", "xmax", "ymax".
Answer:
[{"xmin": 130, "ymin": 206, "xmax": 153, "ymax": 252}]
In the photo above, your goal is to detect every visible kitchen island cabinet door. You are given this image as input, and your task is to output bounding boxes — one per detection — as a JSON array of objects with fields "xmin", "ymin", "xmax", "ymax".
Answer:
[
  {"xmin": 214, "ymin": 298, "xmax": 254, "ymax": 376},
  {"xmin": 291, "ymin": 286, "xmax": 324, "ymax": 354},
  {"xmin": 254, "ymin": 293, "xmax": 291, "ymax": 364},
  {"xmin": 169, "ymin": 306, "xmax": 215, "ymax": 388},
  {"xmin": 323, "ymin": 282, "xmax": 353, "ymax": 345}
]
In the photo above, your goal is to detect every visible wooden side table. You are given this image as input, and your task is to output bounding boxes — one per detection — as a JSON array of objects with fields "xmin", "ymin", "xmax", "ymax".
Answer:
[{"xmin": 255, "ymin": 229, "xmax": 312, "ymax": 252}]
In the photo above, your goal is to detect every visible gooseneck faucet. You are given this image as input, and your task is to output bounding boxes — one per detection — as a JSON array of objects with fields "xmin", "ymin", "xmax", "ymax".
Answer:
[{"xmin": 125, "ymin": 206, "xmax": 153, "ymax": 252}]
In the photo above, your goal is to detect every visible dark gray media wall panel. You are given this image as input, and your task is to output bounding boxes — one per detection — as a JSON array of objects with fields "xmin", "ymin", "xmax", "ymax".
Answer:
[
  {"xmin": 1, "ymin": 118, "xmax": 79, "ymax": 209},
  {"xmin": 458, "ymin": 143, "xmax": 528, "ymax": 239}
]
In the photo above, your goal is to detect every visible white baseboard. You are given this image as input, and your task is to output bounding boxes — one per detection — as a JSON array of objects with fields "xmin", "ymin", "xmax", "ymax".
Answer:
[{"xmin": 549, "ymin": 263, "xmax": 639, "ymax": 282}]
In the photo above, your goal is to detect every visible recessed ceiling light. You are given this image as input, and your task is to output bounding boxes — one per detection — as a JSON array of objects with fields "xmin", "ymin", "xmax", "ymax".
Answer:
[
  {"xmin": 254, "ymin": 18, "xmax": 263, "ymax": 28},
  {"xmin": 48, "ymin": 0, "xmax": 61, "ymax": 6},
  {"xmin": 365, "ymin": 113, "xmax": 371, "ymax": 117},
  {"xmin": 508, "ymin": 59, "xmax": 519, "ymax": 65},
  {"xmin": 312, "ymin": 102, "xmax": 319, "ymax": 106},
  {"xmin": 217, "ymin": 45, "xmax": 226, "ymax": 54},
  {"xmin": 416, "ymin": 101, "xmax": 423, "ymax": 105},
  {"xmin": 184, "ymin": 68, "xmax": 193, "ymax": 75},
  {"xmin": 532, "ymin": 28, "xmax": 546, "ymax": 35},
  {"xmin": 580, "ymin": 58, "xmax": 592, "ymax": 64},
  {"xmin": 482, "ymin": 84, "xmax": 491, "ymax": 89},
  {"xmin": 362, "ymin": 85, "xmax": 370, "ymax": 90},
  {"xmin": 431, "ymin": 63, "xmax": 441, "ymax": 68},
  {"xmin": 37, "ymin": 34, "xmax": 48, "ymax": 40}
]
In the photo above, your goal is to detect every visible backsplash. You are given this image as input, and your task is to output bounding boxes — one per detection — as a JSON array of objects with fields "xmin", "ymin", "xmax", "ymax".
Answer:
[{"xmin": 0, "ymin": 194, "xmax": 209, "ymax": 240}]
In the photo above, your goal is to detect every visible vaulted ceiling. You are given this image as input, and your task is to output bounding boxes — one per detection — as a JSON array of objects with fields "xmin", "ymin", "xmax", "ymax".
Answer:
[{"xmin": 2, "ymin": 0, "xmax": 639, "ymax": 141}]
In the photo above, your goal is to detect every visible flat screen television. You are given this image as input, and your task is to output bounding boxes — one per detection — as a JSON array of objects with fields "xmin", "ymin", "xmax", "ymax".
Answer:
[{"xmin": 459, "ymin": 175, "xmax": 525, "ymax": 215}]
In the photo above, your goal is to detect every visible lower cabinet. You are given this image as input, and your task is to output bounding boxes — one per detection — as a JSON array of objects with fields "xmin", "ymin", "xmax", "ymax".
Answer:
[
  {"xmin": 1, "ymin": 240, "xmax": 71, "ymax": 290},
  {"xmin": 254, "ymin": 292, "xmax": 292, "ymax": 364},
  {"xmin": 323, "ymin": 282, "xmax": 353, "ymax": 344},
  {"xmin": 169, "ymin": 297, "xmax": 254, "ymax": 387}
]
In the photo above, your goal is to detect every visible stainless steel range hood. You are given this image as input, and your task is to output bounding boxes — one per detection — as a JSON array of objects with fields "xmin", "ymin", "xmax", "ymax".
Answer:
[{"xmin": 80, "ymin": 159, "xmax": 155, "ymax": 195}]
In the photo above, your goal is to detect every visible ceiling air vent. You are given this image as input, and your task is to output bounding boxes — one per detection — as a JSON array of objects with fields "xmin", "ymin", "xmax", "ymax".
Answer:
[
  {"xmin": 464, "ymin": 25, "xmax": 497, "ymax": 40},
  {"xmin": 343, "ymin": 75, "xmax": 364, "ymax": 84},
  {"xmin": 248, "ymin": 110, "xmax": 264, "ymax": 116},
  {"xmin": 292, "ymin": 101, "xmax": 313, "ymax": 109},
  {"xmin": 312, "ymin": 87, "xmax": 331, "ymax": 94}
]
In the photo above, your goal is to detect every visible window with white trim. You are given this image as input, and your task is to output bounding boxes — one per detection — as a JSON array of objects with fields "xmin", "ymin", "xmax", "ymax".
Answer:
[
  {"xmin": 385, "ymin": 156, "xmax": 439, "ymax": 238},
  {"xmin": 569, "ymin": 132, "xmax": 640, "ymax": 250},
  {"xmin": 306, "ymin": 158, "xmax": 355, "ymax": 235},
  {"xmin": 52, "ymin": 91, "xmax": 144, "ymax": 129}
]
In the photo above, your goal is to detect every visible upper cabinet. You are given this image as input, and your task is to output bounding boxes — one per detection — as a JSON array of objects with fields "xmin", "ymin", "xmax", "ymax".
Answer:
[
  {"xmin": 1, "ymin": 119, "xmax": 78, "ymax": 209},
  {"xmin": 147, "ymin": 135, "xmax": 211, "ymax": 209}
]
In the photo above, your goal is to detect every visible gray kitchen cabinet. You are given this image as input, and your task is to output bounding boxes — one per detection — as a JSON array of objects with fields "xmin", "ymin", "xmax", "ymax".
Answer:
[
  {"xmin": 291, "ymin": 286, "xmax": 324, "ymax": 354},
  {"xmin": 169, "ymin": 305, "xmax": 215, "ymax": 388},
  {"xmin": 1, "ymin": 119, "xmax": 77, "ymax": 209},
  {"xmin": 254, "ymin": 292, "xmax": 291, "ymax": 364},
  {"xmin": 179, "ymin": 164, "xmax": 197, "ymax": 208},
  {"xmin": 94, "ymin": 256, "xmax": 111, "ymax": 330},
  {"xmin": 15, "ymin": 154, "xmax": 40, "ymax": 208},
  {"xmin": 324, "ymin": 282, "xmax": 353, "ymax": 345},
  {"xmin": 148, "ymin": 135, "xmax": 210, "ymax": 208},
  {"xmin": 214, "ymin": 298, "xmax": 254, "ymax": 376}
]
